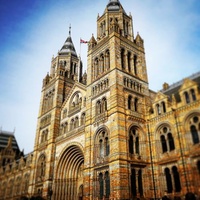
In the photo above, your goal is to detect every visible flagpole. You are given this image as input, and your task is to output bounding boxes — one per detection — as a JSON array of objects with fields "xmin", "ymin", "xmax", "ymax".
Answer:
[{"xmin": 80, "ymin": 38, "xmax": 82, "ymax": 58}]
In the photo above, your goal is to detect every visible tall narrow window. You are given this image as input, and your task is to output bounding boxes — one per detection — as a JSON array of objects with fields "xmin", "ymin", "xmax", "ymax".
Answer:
[
  {"xmin": 129, "ymin": 135, "xmax": 134, "ymax": 154},
  {"xmin": 165, "ymin": 168, "xmax": 173, "ymax": 193},
  {"xmin": 197, "ymin": 160, "xmax": 200, "ymax": 174},
  {"xmin": 134, "ymin": 98, "xmax": 138, "ymax": 112},
  {"xmin": 99, "ymin": 173, "xmax": 104, "ymax": 199},
  {"xmin": 172, "ymin": 166, "xmax": 181, "ymax": 192},
  {"xmin": 99, "ymin": 139, "xmax": 104, "ymax": 157},
  {"xmin": 102, "ymin": 98, "xmax": 107, "ymax": 112},
  {"xmin": 81, "ymin": 113, "xmax": 85, "ymax": 125},
  {"xmin": 121, "ymin": 49, "xmax": 125, "ymax": 70},
  {"xmin": 106, "ymin": 50, "xmax": 110, "ymax": 69},
  {"xmin": 134, "ymin": 55, "xmax": 137, "ymax": 75},
  {"xmin": 138, "ymin": 169, "xmax": 143, "ymax": 196},
  {"xmin": 128, "ymin": 96, "xmax": 132, "ymax": 110},
  {"xmin": 190, "ymin": 125, "xmax": 199, "ymax": 144},
  {"xmin": 161, "ymin": 135, "xmax": 167, "ymax": 153},
  {"xmin": 190, "ymin": 89, "xmax": 196, "ymax": 101},
  {"xmin": 168, "ymin": 133, "xmax": 175, "ymax": 151},
  {"xmin": 162, "ymin": 101, "xmax": 166, "ymax": 113},
  {"xmin": 105, "ymin": 137, "xmax": 109, "ymax": 156},
  {"xmin": 136, "ymin": 136, "xmax": 139, "ymax": 154},
  {"xmin": 127, "ymin": 52, "xmax": 131, "ymax": 72},
  {"xmin": 105, "ymin": 171, "xmax": 110, "ymax": 198},
  {"xmin": 131, "ymin": 168, "xmax": 137, "ymax": 197},
  {"xmin": 184, "ymin": 91, "xmax": 190, "ymax": 104},
  {"xmin": 156, "ymin": 104, "xmax": 161, "ymax": 115}
]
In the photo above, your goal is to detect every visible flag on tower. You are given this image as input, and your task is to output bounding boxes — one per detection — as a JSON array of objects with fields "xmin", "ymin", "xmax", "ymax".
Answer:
[{"xmin": 80, "ymin": 38, "xmax": 88, "ymax": 44}]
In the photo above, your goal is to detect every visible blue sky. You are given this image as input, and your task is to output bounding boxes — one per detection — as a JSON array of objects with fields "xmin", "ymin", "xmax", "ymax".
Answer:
[{"xmin": 0, "ymin": 0, "xmax": 200, "ymax": 153}]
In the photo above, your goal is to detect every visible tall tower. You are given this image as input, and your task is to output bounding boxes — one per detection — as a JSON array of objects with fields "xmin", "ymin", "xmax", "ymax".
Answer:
[
  {"xmin": 30, "ymin": 28, "xmax": 83, "ymax": 196},
  {"xmin": 85, "ymin": 0, "xmax": 150, "ymax": 199}
]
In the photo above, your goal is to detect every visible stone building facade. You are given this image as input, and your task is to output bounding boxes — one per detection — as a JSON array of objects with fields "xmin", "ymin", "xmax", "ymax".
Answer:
[{"xmin": 0, "ymin": 0, "xmax": 200, "ymax": 199}]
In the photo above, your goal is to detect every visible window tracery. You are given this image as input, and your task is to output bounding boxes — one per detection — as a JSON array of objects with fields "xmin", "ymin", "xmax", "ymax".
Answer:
[
  {"xmin": 129, "ymin": 127, "xmax": 140, "ymax": 155},
  {"xmin": 96, "ymin": 97, "xmax": 107, "ymax": 116},
  {"xmin": 189, "ymin": 116, "xmax": 200, "ymax": 144},
  {"xmin": 36, "ymin": 154, "xmax": 46, "ymax": 182},
  {"xmin": 127, "ymin": 95, "xmax": 139, "ymax": 112},
  {"xmin": 94, "ymin": 129, "xmax": 110, "ymax": 164},
  {"xmin": 92, "ymin": 50, "xmax": 110, "ymax": 80},
  {"xmin": 159, "ymin": 126, "xmax": 175, "ymax": 153}
]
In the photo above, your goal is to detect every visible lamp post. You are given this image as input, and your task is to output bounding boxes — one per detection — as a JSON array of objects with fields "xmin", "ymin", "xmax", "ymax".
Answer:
[
  {"xmin": 172, "ymin": 108, "xmax": 189, "ymax": 193},
  {"xmin": 147, "ymin": 121, "xmax": 157, "ymax": 200}
]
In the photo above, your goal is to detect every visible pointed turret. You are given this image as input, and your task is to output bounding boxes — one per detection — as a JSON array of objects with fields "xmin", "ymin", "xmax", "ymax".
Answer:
[{"xmin": 59, "ymin": 26, "xmax": 77, "ymax": 56}]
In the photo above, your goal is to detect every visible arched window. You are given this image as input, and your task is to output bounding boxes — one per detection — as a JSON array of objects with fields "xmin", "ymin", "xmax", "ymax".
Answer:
[
  {"xmin": 22, "ymin": 174, "xmax": 30, "ymax": 194},
  {"xmin": 70, "ymin": 119, "xmax": 74, "ymax": 130},
  {"xmin": 81, "ymin": 113, "xmax": 86, "ymax": 125},
  {"xmin": 105, "ymin": 50, "xmax": 110, "ymax": 69},
  {"xmin": 189, "ymin": 116, "xmax": 200, "ymax": 145},
  {"xmin": 74, "ymin": 116, "xmax": 79, "ymax": 128},
  {"xmin": 102, "ymin": 98, "xmax": 107, "ymax": 112},
  {"xmin": 165, "ymin": 168, "xmax": 173, "ymax": 193},
  {"xmin": 172, "ymin": 166, "xmax": 181, "ymax": 192},
  {"xmin": 129, "ymin": 127, "xmax": 139, "ymax": 155},
  {"xmin": 100, "ymin": 54, "xmax": 105, "ymax": 73},
  {"xmin": 64, "ymin": 123, "xmax": 68, "ymax": 133},
  {"xmin": 36, "ymin": 155, "xmax": 46, "ymax": 182},
  {"xmin": 95, "ymin": 129, "xmax": 110, "ymax": 163},
  {"xmin": 160, "ymin": 126, "xmax": 175, "ymax": 153},
  {"xmin": 162, "ymin": 101, "xmax": 166, "ymax": 113},
  {"xmin": 184, "ymin": 91, "xmax": 190, "ymax": 104},
  {"xmin": 128, "ymin": 95, "xmax": 132, "ymax": 110},
  {"xmin": 190, "ymin": 89, "xmax": 196, "ymax": 101}
]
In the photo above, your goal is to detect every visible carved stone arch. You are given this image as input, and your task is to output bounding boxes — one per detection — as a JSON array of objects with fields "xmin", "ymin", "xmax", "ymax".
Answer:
[
  {"xmin": 128, "ymin": 124, "xmax": 145, "ymax": 139},
  {"xmin": 69, "ymin": 90, "xmax": 83, "ymax": 107},
  {"xmin": 154, "ymin": 122, "xmax": 174, "ymax": 140},
  {"xmin": 183, "ymin": 110, "xmax": 200, "ymax": 145},
  {"xmin": 54, "ymin": 143, "xmax": 84, "ymax": 200},
  {"xmin": 183, "ymin": 110, "xmax": 200, "ymax": 132},
  {"xmin": 57, "ymin": 142, "xmax": 84, "ymax": 163},
  {"xmin": 94, "ymin": 125, "xmax": 110, "ymax": 140}
]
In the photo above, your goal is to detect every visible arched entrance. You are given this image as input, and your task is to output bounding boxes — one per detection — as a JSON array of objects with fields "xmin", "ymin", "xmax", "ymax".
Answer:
[{"xmin": 54, "ymin": 145, "xmax": 84, "ymax": 200}]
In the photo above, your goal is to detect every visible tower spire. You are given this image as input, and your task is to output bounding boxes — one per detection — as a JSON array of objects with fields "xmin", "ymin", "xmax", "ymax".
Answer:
[{"xmin": 69, "ymin": 24, "xmax": 71, "ymax": 36}]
